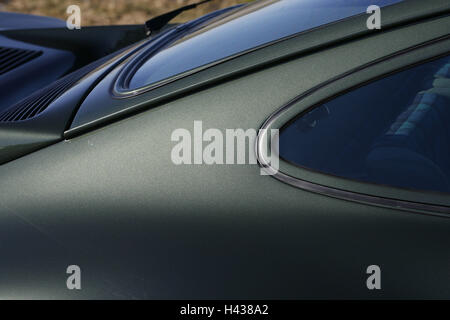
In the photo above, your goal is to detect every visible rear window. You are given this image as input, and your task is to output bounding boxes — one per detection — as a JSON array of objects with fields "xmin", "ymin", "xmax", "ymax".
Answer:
[{"xmin": 128, "ymin": 0, "xmax": 403, "ymax": 90}]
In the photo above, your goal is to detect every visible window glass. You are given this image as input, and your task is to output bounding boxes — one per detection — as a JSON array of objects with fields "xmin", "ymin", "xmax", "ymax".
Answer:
[
  {"xmin": 129, "ymin": 0, "xmax": 403, "ymax": 89},
  {"xmin": 279, "ymin": 55, "xmax": 450, "ymax": 193}
]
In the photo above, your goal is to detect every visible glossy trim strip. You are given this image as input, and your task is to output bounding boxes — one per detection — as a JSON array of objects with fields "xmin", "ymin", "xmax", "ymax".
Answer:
[{"xmin": 256, "ymin": 37, "xmax": 450, "ymax": 217}]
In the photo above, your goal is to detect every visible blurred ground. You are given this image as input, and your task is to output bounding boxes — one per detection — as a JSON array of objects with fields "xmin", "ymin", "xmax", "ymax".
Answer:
[{"xmin": 0, "ymin": 0, "xmax": 251, "ymax": 25}]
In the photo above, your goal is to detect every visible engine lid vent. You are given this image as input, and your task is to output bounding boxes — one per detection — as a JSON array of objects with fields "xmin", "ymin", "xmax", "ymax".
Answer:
[
  {"xmin": 0, "ymin": 46, "xmax": 42, "ymax": 76},
  {"xmin": 0, "ymin": 61, "xmax": 103, "ymax": 122}
]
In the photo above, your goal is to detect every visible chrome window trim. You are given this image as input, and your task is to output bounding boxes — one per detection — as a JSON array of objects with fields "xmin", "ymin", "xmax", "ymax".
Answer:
[
  {"xmin": 111, "ymin": 5, "xmax": 245, "ymax": 98},
  {"xmin": 257, "ymin": 37, "xmax": 450, "ymax": 217}
]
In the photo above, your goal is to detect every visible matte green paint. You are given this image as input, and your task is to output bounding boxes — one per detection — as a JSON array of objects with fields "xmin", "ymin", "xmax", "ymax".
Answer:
[{"xmin": 0, "ymin": 0, "xmax": 449, "ymax": 299}]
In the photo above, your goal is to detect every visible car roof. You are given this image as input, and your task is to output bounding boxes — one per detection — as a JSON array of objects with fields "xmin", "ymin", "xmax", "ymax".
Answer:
[{"xmin": 69, "ymin": 0, "xmax": 449, "ymax": 134}]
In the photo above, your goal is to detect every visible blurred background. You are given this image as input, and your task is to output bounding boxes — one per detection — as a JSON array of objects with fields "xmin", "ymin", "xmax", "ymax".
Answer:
[{"xmin": 0, "ymin": 0, "xmax": 251, "ymax": 25}]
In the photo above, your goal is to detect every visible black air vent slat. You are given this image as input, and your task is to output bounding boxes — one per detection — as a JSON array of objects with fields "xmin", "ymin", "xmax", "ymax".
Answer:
[
  {"xmin": 0, "ymin": 58, "xmax": 107, "ymax": 122},
  {"xmin": 1, "ymin": 81, "xmax": 67, "ymax": 122},
  {"xmin": 22, "ymin": 82, "xmax": 68, "ymax": 120},
  {"xmin": 34, "ymin": 82, "xmax": 74, "ymax": 116},
  {"xmin": 16, "ymin": 86, "xmax": 61, "ymax": 120},
  {"xmin": 0, "ymin": 51, "xmax": 40, "ymax": 75},
  {"xmin": 0, "ymin": 46, "xmax": 42, "ymax": 76},
  {"xmin": 0, "ymin": 50, "xmax": 24, "ymax": 67},
  {"xmin": 0, "ymin": 48, "xmax": 17, "ymax": 59},
  {"xmin": 1, "ymin": 88, "xmax": 41, "ymax": 122},
  {"xmin": 0, "ymin": 94, "xmax": 37, "ymax": 122}
]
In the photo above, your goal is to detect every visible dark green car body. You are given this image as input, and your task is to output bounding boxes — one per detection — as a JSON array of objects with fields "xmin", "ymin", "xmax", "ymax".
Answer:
[{"xmin": 0, "ymin": 0, "xmax": 449, "ymax": 298}]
